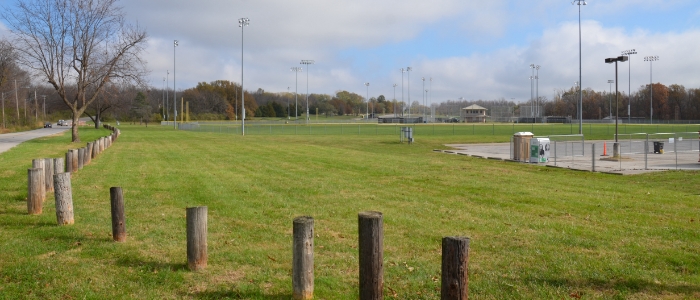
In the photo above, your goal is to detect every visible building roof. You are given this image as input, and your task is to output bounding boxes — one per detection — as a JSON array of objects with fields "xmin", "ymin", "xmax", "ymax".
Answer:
[{"xmin": 462, "ymin": 104, "xmax": 487, "ymax": 110}]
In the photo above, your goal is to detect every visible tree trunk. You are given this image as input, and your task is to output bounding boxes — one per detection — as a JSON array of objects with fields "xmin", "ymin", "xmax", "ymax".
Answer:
[
  {"xmin": 53, "ymin": 172, "xmax": 74, "ymax": 225},
  {"xmin": 27, "ymin": 168, "xmax": 43, "ymax": 215},
  {"xmin": 71, "ymin": 114, "xmax": 80, "ymax": 142}
]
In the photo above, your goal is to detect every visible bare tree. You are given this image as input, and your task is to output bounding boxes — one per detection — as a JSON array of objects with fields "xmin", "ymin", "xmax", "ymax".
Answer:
[
  {"xmin": 3, "ymin": 0, "xmax": 148, "ymax": 142},
  {"xmin": 0, "ymin": 40, "xmax": 16, "ymax": 128}
]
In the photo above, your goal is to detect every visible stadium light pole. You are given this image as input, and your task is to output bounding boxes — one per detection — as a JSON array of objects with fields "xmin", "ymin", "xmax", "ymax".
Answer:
[
  {"xmin": 573, "ymin": 0, "xmax": 586, "ymax": 134},
  {"xmin": 535, "ymin": 65, "xmax": 540, "ymax": 121},
  {"xmin": 166, "ymin": 70, "xmax": 169, "ymax": 121},
  {"xmin": 365, "ymin": 82, "xmax": 370, "ymax": 120},
  {"xmin": 529, "ymin": 64, "xmax": 535, "ymax": 119},
  {"xmin": 608, "ymin": 80, "xmax": 614, "ymax": 119},
  {"xmin": 605, "ymin": 55, "xmax": 628, "ymax": 158},
  {"xmin": 162, "ymin": 77, "xmax": 165, "ymax": 120},
  {"xmin": 238, "ymin": 18, "xmax": 249, "ymax": 136},
  {"xmin": 291, "ymin": 67, "xmax": 302, "ymax": 120},
  {"xmin": 421, "ymin": 77, "xmax": 425, "ymax": 121},
  {"xmin": 300, "ymin": 60, "xmax": 315, "ymax": 125},
  {"xmin": 429, "ymin": 77, "xmax": 433, "ymax": 121},
  {"xmin": 392, "ymin": 83, "xmax": 397, "ymax": 117},
  {"xmin": 173, "ymin": 40, "xmax": 178, "ymax": 129},
  {"xmin": 406, "ymin": 67, "xmax": 412, "ymax": 117},
  {"xmin": 644, "ymin": 55, "xmax": 659, "ymax": 124},
  {"xmin": 622, "ymin": 49, "xmax": 636, "ymax": 124},
  {"xmin": 400, "ymin": 68, "xmax": 405, "ymax": 116}
]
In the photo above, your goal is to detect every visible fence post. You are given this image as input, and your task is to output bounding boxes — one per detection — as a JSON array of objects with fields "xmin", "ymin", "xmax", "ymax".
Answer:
[
  {"xmin": 77, "ymin": 148, "xmax": 84, "ymax": 170},
  {"xmin": 53, "ymin": 172, "xmax": 74, "ymax": 225},
  {"xmin": 44, "ymin": 158, "xmax": 54, "ymax": 193},
  {"xmin": 31, "ymin": 159, "xmax": 46, "ymax": 201},
  {"xmin": 293, "ymin": 216, "xmax": 314, "ymax": 300},
  {"xmin": 54, "ymin": 157, "xmax": 65, "ymax": 175},
  {"xmin": 591, "ymin": 143, "xmax": 596, "ymax": 172},
  {"xmin": 358, "ymin": 211, "xmax": 383, "ymax": 300},
  {"xmin": 71, "ymin": 149, "xmax": 79, "ymax": 172},
  {"xmin": 86, "ymin": 142, "xmax": 93, "ymax": 164},
  {"xmin": 110, "ymin": 187, "xmax": 126, "ymax": 242},
  {"xmin": 186, "ymin": 206, "xmax": 208, "ymax": 271},
  {"xmin": 27, "ymin": 168, "xmax": 43, "ymax": 215},
  {"xmin": 441, "ymin": 236, "xmax": 470, "ymax": 300},
  {"xmin": 65, "ymin": 151, "xmax": 72, "ymax": 173}
]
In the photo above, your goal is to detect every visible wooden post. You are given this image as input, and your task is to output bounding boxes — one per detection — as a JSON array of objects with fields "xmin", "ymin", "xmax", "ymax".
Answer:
[
  {"xmin": 43, "ymin": 158, "xmax": 54, "ymax": 193},
  {"xmin": 27, "ymin": 168, "xmax": 43, "ymax": 215},
  {"xmin": 70, "ymin": 149, "xmax": 78, "ymax": 172},
  {"xmin": 31, "ymin": 159, "xmax": 46, "ymax": 201},
  {"xmin": 186, "ymin": 206, "xmax": 207, "ymax": 271},
  {"xmin": 358, "ymin": 211, "xmax": 383, "ymax": 300},
  {"xmin": 441, "ymin": 236, "xmax": 470, "ymax": 300},
  {"xmin": 32, "ymin": 159, "xmax": 46, "ymax": 201},
  {"xmin": 92, "ymin": 140, "xmax": 98, "ymax": 158},
  {"xmin": 110, "ymin": 187, "xmax": 126, "ymax": 242},
  {"xmin": 85, "ymin": 143, "xmax": 92, "ymax": 164},
  {"xmin": 54, "ymin": 157, "xmax": 65, "ymax": 175},
  {"xmin": 53, "ymin": 172, "xmax": 74, "ymax": 225},
  {"xmin": 98, "ymin": 137, "xmax": 104, "ymax": 154},
  {"xmin": 293, "ymin": 216, "xmax": 314, "ymax": 299},
  {"xmin": 65, "ymin": 150, "xmax": 73, "ymax": 173},
  {"xmin": 77, "ymin": 148, "xmax": 84, "ymax": 170}
]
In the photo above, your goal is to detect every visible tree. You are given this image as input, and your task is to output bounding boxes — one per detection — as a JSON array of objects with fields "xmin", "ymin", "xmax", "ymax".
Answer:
[
  {"xmin": 4, "ymin": 0, "xmax": 148, "ymax": 142},
  {"xmin": 130, "ymin": 91, "xmax": 150, "ymax": 126}
]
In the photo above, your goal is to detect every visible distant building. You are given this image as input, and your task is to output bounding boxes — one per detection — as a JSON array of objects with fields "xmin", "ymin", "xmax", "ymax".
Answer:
[{"xmin": 461, "ymin": 105, "xmax": 488, "ymax": 123}]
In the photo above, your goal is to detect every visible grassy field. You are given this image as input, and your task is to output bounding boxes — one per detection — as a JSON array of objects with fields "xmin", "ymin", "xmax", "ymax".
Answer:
[{"xmin": 1, "ymin": 125, "xmax": 700, "ymax": 299}]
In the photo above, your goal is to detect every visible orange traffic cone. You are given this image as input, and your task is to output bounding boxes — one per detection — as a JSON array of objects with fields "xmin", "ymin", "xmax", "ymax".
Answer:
[{"xmin": 601, "ymin": 142, "xmax": 608, "ymax": 156}]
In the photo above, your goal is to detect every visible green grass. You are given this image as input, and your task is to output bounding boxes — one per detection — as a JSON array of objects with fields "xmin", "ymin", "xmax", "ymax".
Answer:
[{"xmin": 1, "ymin": 125, "xmax": 700, "ymax": 299}]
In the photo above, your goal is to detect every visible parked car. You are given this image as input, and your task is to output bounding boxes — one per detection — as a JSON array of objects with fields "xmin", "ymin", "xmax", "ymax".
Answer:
[{"xmin": 44, "ymin": 122, "xmax": 52, "ymax": 128}]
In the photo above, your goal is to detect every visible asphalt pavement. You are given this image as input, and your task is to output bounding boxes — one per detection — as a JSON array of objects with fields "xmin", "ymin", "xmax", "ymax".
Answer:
[{"xmin": 0, "ymin": 123, "xmax": 70, "ymax": 154}]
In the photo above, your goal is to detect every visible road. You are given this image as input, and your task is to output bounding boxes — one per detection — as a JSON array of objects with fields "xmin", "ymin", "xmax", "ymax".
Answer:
[{"xmin": 0, "ymin": 123, "xmax": 70, "ymax": 154}]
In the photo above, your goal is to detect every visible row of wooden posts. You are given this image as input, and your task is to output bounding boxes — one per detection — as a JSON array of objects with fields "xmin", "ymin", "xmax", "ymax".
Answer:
[
  {"xmin": 27, "ymin": 125, "xmax": 121, "ymax": 226},
  {"xmin": 183, "ymin": 208, "xmax": 471, "ymax": 300}
]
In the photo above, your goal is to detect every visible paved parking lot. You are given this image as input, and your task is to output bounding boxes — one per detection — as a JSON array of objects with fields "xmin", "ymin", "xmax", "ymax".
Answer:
[{"xmin": 443, "ymin": 140, "xmax": 700, "ymax": 175}]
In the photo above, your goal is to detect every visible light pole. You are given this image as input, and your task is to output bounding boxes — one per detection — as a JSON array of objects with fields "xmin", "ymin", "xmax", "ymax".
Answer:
[
  {"xmin": 239, "ymin": 18, "xmax": 249, "ymax": 135},
  {"xmin": 42, "ymin": 95, "xmax": 46, "ymax": 121},
  {"xmin": 162, "ymin": 77, "xmax": 166, "ymax": 120},
  {"xmin": 400, "ymin": 68, "xmax": 405, "ymax": 116},
  {"xmin": 421, "ymin": 77, "xmax": 425, "ymax": 122},
  {"xmin": 364, "ymin": 82, "xmax": 370, "ymax": 120},
  {"xmin": 429, "ymin": 78, "xmax": 433, "ymax": 121},
  {"xmin": 622, "ymin": 49, "xmax": 636, "ymax": 124},
  {"xmin": 605, "ymin": 55, "xmax": 629, "ymax": 158},
  {"xmin": 644, "ymin": 55, "xmax": 659, "ymax": 124},
  {"xmin": 406, "ymin": 67, "xmax": 412, "ymax": 117},
  {"xmin": 392, "ymin": 84, "xmax": 397, "ymax": 117},
  {"xmin": 291, "ymin": 67, "xmax": 302, "ymax": 120},
  {"xmin": 574, "ymin": 81, "xmax": 579, "ymax": 121},
  {"xmin": 573, "ymin": 0, "xmax": 586, "ymax": 134},
  {"xmin": 529, "ymin": 64, "xmax": 535, "ymax": 119},
  {"xmin": 300, "ymin": 60, "xmax": 315, "ymax": 125},
  {"xmin": 608, "ymin": 80, "xmax": 614, "ymax": 119},
  {"xmin": 535, "ymin": 65, "xmax": 540, "ymax": 121},
  {"xmin": 173, "ymin": 40, "xmax": 178, "ymax": 129},
  {"xmin": 166, "ymin": 71, "xmax": 169, "ymax": 121}
]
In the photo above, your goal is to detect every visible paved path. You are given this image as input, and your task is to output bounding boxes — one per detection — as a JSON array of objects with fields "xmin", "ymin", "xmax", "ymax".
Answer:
[{"xmin": 0, "ymin": 124, "xmax": 69, "ymax": 154}]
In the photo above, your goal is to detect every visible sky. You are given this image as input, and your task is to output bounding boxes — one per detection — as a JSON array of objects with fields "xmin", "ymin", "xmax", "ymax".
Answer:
[{"xmin": 1, "ymin": 0, "xmax": 700, "ymax": 105}]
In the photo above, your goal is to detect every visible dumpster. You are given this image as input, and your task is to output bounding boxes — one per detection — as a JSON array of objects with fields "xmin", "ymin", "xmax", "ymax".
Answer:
[
  {"xmin": 512, "ymin": 132, "xmax": 533, "ymax": 162},
  {"xmin": 653, "ymin": 141, "xmax": 664, "ymax": 154},
  {"xmin": 530, "ymin": 138, "xmax": 550, "ymax": 163}
]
